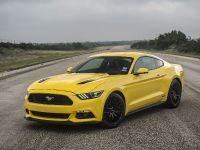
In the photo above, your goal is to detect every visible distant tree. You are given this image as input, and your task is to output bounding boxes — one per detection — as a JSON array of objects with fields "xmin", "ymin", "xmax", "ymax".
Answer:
[
  {"xmin": 130, "ymin": 30, "xmax": 197, "ymax": 53},
  {"xmin": 178, "ymin": 39, "xmax": 200, "ymax": 53},
  {"xmin": 71, "ymin": 42, "xmax": 87, "ymax": 50}
]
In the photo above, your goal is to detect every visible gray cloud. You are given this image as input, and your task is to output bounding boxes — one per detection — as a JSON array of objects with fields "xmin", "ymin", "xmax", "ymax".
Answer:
[{"xmin": 0, "ymin": 0, "xmax": 200, "ymax": 42}]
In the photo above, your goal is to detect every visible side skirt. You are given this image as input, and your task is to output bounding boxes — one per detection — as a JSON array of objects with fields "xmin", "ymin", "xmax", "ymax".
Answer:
[{"xmin": 126, "ymin": 101, "xmax": 164, "ymax": 116}]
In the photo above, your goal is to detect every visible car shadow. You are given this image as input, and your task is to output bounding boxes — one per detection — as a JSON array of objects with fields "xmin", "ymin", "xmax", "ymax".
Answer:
[
  {"xmin": 24, "ymin": 104, "xmax": 164, "ymax": 133},
  {"xmin": 25, "ymin": 121, "xmax": 103, "ymax": 133},
  {"xmin": 124, "ymin": 104, "xmax": 164, "ymax": 123}
]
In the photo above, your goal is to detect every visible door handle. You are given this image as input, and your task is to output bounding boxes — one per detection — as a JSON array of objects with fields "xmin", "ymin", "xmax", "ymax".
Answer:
[{"xmin": 156, "ymin": 74, "xmax": 161, "ymax": 77}]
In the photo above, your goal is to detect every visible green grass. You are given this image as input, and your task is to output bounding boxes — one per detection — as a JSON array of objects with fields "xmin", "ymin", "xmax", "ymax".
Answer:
[
  {"xmin": 0, "ymin": 49, "xmax": 95, "ymax": 72},
  {"xmin": 92, "ymin": 46, "xmax": 112, "ymax": 51}
]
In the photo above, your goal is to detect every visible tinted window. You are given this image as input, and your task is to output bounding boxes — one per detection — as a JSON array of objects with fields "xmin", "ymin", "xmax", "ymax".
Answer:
[
  {"xmin": 77, "ymin": 58, "xmax": 104, "ymax": 72},
  {"xmin": 154, "ymin": 58, "xmax": 164, "ymax": 68},
  {"xmin": 133, "ymin": 56, "xmax": 163, "ymax": 73},
  {"xmin": 74, "ymin": 56, "xmax": 133, "ymax": 75}
]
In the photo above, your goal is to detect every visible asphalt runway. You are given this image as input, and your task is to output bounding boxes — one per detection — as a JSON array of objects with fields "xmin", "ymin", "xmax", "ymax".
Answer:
[{"xmin": 0, "ymin": 46, "xmax": 200, "ymax": 150}]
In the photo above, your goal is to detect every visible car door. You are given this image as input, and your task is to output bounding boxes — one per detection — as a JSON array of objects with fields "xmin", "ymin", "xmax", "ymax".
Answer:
[{"xmin": 125, "ymin": 56, "xmax": 165, "ymax": 112}]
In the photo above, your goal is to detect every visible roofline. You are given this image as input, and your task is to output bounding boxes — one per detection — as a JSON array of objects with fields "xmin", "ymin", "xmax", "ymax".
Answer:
[{"xmin": 90, "ymin": 52, "xmax": 146, "ymax": 58}]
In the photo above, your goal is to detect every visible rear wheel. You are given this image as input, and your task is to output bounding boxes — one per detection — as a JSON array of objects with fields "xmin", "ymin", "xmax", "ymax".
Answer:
[
  {"xmin": 102, "ymin": 93, "xmax": 125, "ymax": 128},
  {"xmin": 165, "ymin": 79, "xmax": 182, "ymax": 108}
]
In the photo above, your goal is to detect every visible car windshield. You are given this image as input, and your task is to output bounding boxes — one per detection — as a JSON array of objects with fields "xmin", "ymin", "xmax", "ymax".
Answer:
[{"xmin": 74, "ymin": 56, "xmax": 133, "ymax": 75}]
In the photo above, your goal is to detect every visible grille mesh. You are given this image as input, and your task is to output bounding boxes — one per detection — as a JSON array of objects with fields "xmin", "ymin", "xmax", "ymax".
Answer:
[
  {"xmin": 31, "ymin": 111, "xmax": 70, "ymax": 119},
  {"xmin": 28, "ymin": 93, "xmax": 73, "ymax": 105}
]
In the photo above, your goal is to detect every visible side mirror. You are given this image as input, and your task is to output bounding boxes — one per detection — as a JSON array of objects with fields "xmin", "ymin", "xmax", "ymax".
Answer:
[
  {"xmin": 67, "ymin": 67, "xmax": 73, "ymax": 73},
  {"xmin": 134, "ymin": 68, "xmax": 149, "ymax": 75}
]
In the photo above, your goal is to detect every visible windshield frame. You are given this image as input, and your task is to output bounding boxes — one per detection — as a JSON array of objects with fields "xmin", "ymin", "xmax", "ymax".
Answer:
[{"xmin": 73, "ymin": 56, "xmax": 134, "ymax": 75}]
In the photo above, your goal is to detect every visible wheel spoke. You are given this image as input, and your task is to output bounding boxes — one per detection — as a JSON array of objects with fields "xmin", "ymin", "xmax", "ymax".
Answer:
[
  {"xmin": 103, "ymin": 96, "xmax": 124, "ymax": 123},
  {"xmin": 170, "ymin": 84, "xmax": 181, "ymax": 104}
]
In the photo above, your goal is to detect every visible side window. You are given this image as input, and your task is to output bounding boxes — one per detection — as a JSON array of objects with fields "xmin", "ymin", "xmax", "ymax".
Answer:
[
  {"xmin": 154, "ymin": 58, "xmax": 164, "ymax": 68},
  {"xmin": 133, "ymin": 56, "xmax": 163, "ymax": 73},
  {"xmin": 133, "ymin": 58, "xmax": 145, "ymax": 72},
  {"xmin": 133, "ymin": 57, "xmax": 155, "ymax": 72}
]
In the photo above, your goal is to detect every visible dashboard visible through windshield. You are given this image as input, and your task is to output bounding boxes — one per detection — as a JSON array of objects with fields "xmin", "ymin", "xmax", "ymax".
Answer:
[{"xmin": 74, "ymin": 56, "xmax": 133, "ymax": 75}]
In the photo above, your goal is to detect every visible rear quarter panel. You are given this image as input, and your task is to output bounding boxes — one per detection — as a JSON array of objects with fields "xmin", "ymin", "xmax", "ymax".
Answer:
[{"xmin": 160, "ymin": 63, "xmax": 184, "ymax": 102}]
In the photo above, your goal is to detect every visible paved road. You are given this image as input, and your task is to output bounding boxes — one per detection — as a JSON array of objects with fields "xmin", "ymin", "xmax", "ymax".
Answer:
[{"xmin": 0, "ymin": 46, "xmax": 200, "ymax": 150}]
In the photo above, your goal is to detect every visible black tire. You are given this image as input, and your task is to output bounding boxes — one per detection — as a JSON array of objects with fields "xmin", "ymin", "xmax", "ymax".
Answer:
[
  {"xmin": 164, "ymin": 79, "xmax": 182, "ymax": 108},
  {"xmin": 102, "ymin": 93, "xmax": 125, "ymax": 128}
]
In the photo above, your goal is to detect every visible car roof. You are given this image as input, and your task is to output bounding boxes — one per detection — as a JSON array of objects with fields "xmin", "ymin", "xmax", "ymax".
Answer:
[
  {"xmin": 90, "ymin": 52, "xmax": 150, "ymax": 59},
  {"xmin": 90, "ymin": 52, "xmax": 169, "ymax": 65}
]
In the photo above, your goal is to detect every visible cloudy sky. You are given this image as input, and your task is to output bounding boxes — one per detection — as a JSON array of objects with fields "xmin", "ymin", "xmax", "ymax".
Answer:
[{"xmin": 0, "ymin": 0, "xmax": 200, "ymax": 43}]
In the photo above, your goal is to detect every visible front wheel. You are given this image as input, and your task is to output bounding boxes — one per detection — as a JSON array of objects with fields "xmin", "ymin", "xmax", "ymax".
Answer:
[
  {"xmin": 102, "ymin": 93, "xmax": 125, "ymax": 128},
  {"xmin": 164, "ymin": 79, "xmax": 182, "ymax": 108}
]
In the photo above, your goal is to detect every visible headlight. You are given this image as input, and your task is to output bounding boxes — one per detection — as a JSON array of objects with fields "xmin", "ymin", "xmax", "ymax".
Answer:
[{"xmin": 76, "ymin": 90, "xmax": 104, "ymax": 100}]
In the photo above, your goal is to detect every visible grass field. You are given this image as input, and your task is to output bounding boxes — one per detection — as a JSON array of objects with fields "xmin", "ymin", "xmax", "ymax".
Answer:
[
  {"xmin": 93, "ymin": 46, "xmax": 112, "ymax": 51},
  {"xmin": 0, "ymin": 49, "xmax": 95, "ymax": 72}
]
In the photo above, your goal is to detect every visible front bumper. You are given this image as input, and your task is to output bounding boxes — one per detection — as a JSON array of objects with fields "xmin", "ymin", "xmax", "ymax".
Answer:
[{"xmin": 24, "ymin": 90, "xmax": 105, "ymax": 123}]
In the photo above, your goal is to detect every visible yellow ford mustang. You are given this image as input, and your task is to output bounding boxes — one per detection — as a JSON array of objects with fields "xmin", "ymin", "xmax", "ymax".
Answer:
[{"xmin": 25, "ymin": 52, "xmax": 184, "ymax": 128}]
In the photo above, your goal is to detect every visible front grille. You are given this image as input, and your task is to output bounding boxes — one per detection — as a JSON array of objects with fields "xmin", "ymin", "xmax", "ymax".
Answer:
[
  {"xmin": 28, "ymin": 93, "xmax": 73, "ymax": 105},
  {"xmin": 31, "ymin": 111, "xmax": 70, "ymax": 119}
]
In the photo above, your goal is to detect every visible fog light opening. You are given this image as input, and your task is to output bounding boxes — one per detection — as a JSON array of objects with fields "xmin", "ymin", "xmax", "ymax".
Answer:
[{"xmin": 76, "ymin": 110, "xmax": 95, "ymax": 119}]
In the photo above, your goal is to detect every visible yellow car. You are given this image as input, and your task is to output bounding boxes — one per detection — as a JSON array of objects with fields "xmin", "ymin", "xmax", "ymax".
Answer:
[{"xmin": 25, "ymin": 52, "xmax": 184, "ymax": 128}]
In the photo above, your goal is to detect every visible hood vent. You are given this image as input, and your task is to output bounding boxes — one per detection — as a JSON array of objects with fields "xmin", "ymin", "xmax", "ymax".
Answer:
[
  {"xmin": 38, "ymin": 78, "xmax": 49, "ymax": 83},
  {"xmin": 78, "ymin": 79, "xmax": 95, "ymax": 84}
]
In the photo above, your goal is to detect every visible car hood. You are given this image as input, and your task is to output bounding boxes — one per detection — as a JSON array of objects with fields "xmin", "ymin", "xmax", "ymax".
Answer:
[{"xmin": 28, "ymin": 73, "xmax": 110, "ymax": 94}]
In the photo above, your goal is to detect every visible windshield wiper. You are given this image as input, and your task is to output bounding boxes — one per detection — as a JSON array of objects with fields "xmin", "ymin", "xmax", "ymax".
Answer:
[{"xmin": 106, "ymin": 72, "xmax": 119, "ymax": 75}]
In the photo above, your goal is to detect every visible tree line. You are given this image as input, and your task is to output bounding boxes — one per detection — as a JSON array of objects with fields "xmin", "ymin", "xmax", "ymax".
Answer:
[
  {"xmin": 0, "ymin": 41, "xmax": 133, "ymax": 51},
  {"xmin": 131, "ymin": 30, "xmax": 200, "ymax": 53}
]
